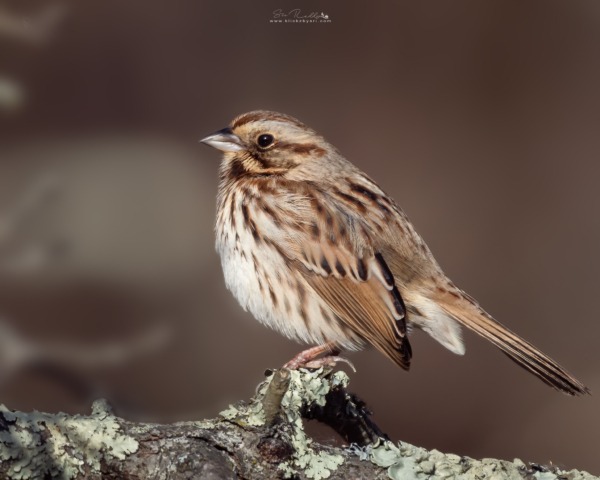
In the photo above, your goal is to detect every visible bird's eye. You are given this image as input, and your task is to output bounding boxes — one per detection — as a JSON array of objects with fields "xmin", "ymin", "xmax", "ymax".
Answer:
[{"xmin": 257, "ymin": 134, "xmax": 275, "ymax": 149}]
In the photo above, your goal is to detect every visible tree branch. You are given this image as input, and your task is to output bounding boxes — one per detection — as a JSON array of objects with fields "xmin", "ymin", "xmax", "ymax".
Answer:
[{"xmin": 0, "ymin": 368, "xmax": 596, "ymax": 479}]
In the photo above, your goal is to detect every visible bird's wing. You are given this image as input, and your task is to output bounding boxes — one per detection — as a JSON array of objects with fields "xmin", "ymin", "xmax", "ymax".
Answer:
[
  {"xmin": 305, "ymin": 251, "xmax": 412, "ymax": 369},
  {"xmin": 263, "ymin": 190, "xmax": 412, "ymax": 369}
]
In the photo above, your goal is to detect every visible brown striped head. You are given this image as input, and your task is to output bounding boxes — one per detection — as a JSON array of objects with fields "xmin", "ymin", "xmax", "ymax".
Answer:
[{"xmin": 201, "ymin": 110, "xmax": 328, "ymax": 176}]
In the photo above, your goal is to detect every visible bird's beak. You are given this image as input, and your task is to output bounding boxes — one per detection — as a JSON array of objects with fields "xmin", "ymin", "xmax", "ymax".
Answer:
[{"xmin": 200, "ymin": 127, "xmax": 244, "ymax": 152}]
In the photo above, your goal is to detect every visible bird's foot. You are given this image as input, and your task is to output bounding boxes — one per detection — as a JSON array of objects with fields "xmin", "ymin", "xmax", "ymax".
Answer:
[
  {"xmin": 304, "ymin": 355, "xmax": 356, "ymax": 372},
  {"xmin": 283, "ymin": 342, "xmax": 355, "ymax": 372}
]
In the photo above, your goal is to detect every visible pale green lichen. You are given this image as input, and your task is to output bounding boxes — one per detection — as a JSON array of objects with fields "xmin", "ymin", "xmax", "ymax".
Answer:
[
  {"xmin": 368, "ymin": 439, "xmax": 598, "ymax": 480},
  {"xmin": 219, "ymin": 397, "xmax": 266, "ymax": 428},
  {"xmin": 276, "ymin": 368, "xmax": 346, "ymax": 480},
  {"xmin": 0, "ymin": 399, "xmax": 138, "ymax": 479},
  {"xmin": 219, "ymin": 368, "xmax": 346, "ymax": 480},
  {"xmin": 218, "ymin": 371, "xmax": 274, "ymax": 428}
]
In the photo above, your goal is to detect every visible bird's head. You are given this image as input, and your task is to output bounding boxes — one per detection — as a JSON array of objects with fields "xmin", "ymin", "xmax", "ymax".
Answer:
[{"xmin": 201, "ymin": 110, "xmax": 329, "ymax": 176}]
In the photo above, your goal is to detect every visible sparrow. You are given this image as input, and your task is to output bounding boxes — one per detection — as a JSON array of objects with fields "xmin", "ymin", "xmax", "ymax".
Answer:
[{"xmin": 201, "ymin": 110, "xmax": 588, "ymax": 396}]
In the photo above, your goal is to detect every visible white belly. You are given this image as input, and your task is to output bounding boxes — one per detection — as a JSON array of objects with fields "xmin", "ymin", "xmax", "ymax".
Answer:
[
  {"xmin": 218, "ymin": 232, "xmax": 282, "ymax": 329},
  {"xmin": 216, "ymin": 216, "xmax": 360, "ymax": 350}
]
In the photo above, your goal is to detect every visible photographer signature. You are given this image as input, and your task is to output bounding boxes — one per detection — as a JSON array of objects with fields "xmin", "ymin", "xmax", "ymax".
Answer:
[{"xmin": 272, "ymin": 9, "xmax": 329, "ymax": 20}]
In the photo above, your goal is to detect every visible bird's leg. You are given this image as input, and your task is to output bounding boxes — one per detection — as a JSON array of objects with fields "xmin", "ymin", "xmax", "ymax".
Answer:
[
  {"xmin": 283, "ymin": 342, "xmax": 339, "ymax": 369},
  {"xmin": 283, "ymin": 342, "xmax": 355, "ymax": 371}
]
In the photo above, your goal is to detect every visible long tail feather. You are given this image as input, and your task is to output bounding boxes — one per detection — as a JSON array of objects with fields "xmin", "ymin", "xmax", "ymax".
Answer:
[{"xmin": 436, "ymin": 292, "xmax": 589, "ymax": 396}]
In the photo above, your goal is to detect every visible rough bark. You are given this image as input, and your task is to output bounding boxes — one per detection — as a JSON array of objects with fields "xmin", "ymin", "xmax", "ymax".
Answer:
[{"xmin": 0, "ymin": 368, "xmax": 596, "ymax": 480}]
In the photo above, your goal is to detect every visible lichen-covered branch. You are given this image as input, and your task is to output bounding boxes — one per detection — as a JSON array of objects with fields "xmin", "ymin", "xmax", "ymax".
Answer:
[{"xmin": 0, "ymin": 368, "xmax": 596, "ymax": 480}]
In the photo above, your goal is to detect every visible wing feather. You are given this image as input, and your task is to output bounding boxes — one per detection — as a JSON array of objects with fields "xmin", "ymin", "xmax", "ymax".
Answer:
[
  {"xmin": 254, "ymin": 183, "xmax": 412, "ymax": 368},
  {"xmin": 308, "ymin": 266, "xmax": 412, "ymax": 369}
]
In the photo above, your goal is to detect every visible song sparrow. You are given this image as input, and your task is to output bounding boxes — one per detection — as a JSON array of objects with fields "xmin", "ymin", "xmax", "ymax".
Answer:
[{"xmin": 201, "ymin": 110, "xmax": 588, "ymax": 396}]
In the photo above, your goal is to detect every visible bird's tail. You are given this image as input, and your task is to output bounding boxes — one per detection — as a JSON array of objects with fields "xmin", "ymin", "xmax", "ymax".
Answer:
[{"xmin": 435, "ymin": 290, "xmax": 589, "ymax": 396}]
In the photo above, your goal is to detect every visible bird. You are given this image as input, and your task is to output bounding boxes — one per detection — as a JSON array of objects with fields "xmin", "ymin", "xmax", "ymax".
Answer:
[{"xmin": 200, "ymin": 110, "xmax": 589, "ymax": 396}]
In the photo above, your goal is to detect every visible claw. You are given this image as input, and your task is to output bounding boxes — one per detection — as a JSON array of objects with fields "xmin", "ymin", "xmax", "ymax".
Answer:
[
  {"xmin": 304, "ymin": 355, "xmax": 356, "ymax": 372},
  {"xmin": 283, "ymin": 342, "xmax": 356, "ymax": 372},
  {"xmin": 283, "ymin": 342, "xmax": 341, "ymax": 370}
]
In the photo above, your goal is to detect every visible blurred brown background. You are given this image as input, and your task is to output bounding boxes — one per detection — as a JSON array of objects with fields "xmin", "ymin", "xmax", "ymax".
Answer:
[{"xmin": 0, "ymin": 0, "xmax": 599, "ymax": 474}]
